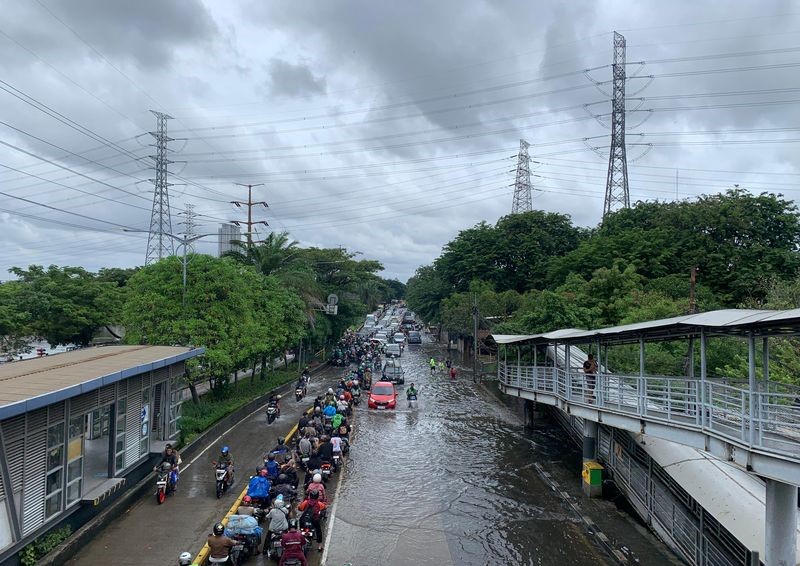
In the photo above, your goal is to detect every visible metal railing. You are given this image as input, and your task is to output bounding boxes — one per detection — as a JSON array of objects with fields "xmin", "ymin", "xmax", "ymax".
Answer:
[{"xmin": 499, "ymin": 362, "xmax": 800, "ymax": 461}]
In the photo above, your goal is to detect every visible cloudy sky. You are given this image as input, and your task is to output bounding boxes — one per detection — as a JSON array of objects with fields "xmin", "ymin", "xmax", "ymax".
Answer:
[{"xmin": 2, "ymin": 0, "xmax": 800, "ymax": 282}]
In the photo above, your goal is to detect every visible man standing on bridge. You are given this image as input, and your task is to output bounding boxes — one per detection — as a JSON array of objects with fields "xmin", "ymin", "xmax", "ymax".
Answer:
[{"xmin": 583, "ymin": 354, "xmax": 598, "ymax": 404}]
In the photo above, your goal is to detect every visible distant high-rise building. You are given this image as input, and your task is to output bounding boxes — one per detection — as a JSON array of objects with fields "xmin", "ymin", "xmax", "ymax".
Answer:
[{"xmin": 218, "ymin": 223, "xmax": 241, "ymax": 256}]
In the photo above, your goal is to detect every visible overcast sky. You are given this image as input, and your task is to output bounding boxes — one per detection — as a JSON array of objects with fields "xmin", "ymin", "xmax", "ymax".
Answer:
[{"xmin": 2, "ymin": 0, "xmax": 800, "ymax": 282}]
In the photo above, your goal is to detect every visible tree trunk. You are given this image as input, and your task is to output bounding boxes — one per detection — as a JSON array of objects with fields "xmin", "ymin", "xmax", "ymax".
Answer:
[
  {"xmin": 284, "ymin": 352, "xmax": 289, "ymax": 370},
  {"xmin": 188, "ymin": 382, "xmax": 200, "ymax": 405},
  {"xmin": 260, "ymin": 354, "xmax": 268, "ymax": 380},
  {"xmin": 251, "ymin": 357, "xmax": 257, "ymax": 383}
]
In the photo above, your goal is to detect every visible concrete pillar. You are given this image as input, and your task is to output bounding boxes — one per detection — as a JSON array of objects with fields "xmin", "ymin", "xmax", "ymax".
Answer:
[
  {"xmin": 765, "ymin": 479, "xmax": 798, "ymax": 566},
  {"xmin": 582, "ymin": 419, "xmax": 598, "ymax": 461}
]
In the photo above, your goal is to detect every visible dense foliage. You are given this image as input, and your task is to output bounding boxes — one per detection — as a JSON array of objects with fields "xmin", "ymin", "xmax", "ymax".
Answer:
[{"xmin": 407, "ymin": 191, "xmax": 800, "ymax": 382}]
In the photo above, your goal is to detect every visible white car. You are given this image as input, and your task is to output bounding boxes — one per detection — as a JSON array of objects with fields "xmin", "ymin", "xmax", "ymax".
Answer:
[
  {"xmin": 393, "ymin": 333, "xmax": 406, "ymax": 345},
  {"xmin": 385, "ymin": 343, "xmax": 401, "ymax": 358}
]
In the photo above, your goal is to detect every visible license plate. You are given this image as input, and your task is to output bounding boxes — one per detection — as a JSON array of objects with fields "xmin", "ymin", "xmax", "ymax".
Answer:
[
  {"xmin": 274, "ymin": 541, "xmax": 281, "ymax": 547},
  {"xmin": 377, "ymin": 406, "xmax": 386, "ymax": 410}
]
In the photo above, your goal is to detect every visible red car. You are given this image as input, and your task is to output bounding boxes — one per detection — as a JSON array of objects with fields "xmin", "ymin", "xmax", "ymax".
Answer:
[{"xmin": 368, "ymin": 381, "xmax": 397, "ymax": 410}]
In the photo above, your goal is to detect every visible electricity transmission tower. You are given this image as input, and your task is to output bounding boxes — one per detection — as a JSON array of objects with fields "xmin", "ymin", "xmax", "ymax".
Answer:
[
  {"xmin": 178, "ymin": 203, "xmax": 198, "ymax": 253},
  {"xmin": 145, "ymin": 111, "xmax": 175, "ymax": 265},
  {"xmin": 511, "ymin": 139, "xmax": 532, "ymax": 214},
  {"xmin": 231, "ymin": 183, "xmax": 268, "ymax": 247},
  {"xmin": 604, "ymin": 31, "xmax": 630, "ymax": 219}
]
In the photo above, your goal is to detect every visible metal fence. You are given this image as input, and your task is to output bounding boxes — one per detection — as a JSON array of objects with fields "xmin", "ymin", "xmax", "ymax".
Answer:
[
  {"xmin": 499, "ymin": 363, "xmax": 800, "ymax": 462},
  {"xmin": 550, "ymin": 409, "xmax": 754, "ymax": 566}
]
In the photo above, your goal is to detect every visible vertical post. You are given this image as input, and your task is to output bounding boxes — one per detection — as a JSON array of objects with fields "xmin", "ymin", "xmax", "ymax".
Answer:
[
  {"xmin": 517, "ymin": 346, "xmax": 521, "ymax": 387},
  {"xmin": 765, "ymin": 479, "xmax": 798, "ymax": 566},
  {"xmin": 472, "ymin": 295, "xmax": 480, "ymax": 384},
  {"xmin": 699, "ymin": 329, "xmax": 707, "ymax": 428},
  {"xmin": 533, "ymin": 344, "xmax": 538, "ymax": 388},
  {"xmin": 639, "ymin": 336, "xmax": 645, "ymax": 414},
  {"xmin": 181, "ymin": 240, "xmax": 188, "ymax": 308},
  {"xmin": 247, "ymin": 184, "xmax": 253, "ymax": 247},
  {"xmin": 748, "ymin": 332, "xmax": 756, "ymax": 446},
  {"xmin": 597, "ymin": 338, "xmax": 603, "ymax": 407},
  {"xmin": 762, "ymin": 337, "xmax": 770, "ymax": 384}
]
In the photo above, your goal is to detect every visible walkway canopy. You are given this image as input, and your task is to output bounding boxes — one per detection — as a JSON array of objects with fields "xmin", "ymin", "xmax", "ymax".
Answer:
[{"xmin": 487, "ymin": 308, "xmax": 800, "ymax": 347}]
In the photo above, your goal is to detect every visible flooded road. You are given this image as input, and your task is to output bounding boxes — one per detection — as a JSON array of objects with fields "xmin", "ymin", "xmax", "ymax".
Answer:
[{"xmin": 324, "ymin": 340, "xmax": 681, "ymax": 566}]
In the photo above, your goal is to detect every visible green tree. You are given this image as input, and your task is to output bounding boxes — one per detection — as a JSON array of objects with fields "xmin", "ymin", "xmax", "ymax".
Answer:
[
  {"xmin": 9, "ymin": 265, "xmax": 122, "ymax": 346},
  {"xmin": 0, "ymin": 281, "xmax": 30, "ymax": 358},
  {"xmin": 406, "ymin": 265, "xmax": 449, "ymax": 324}
]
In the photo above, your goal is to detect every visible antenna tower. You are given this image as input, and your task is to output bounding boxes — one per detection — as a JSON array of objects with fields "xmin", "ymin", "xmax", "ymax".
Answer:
[
  {"xmin": 603, "ymin": 31, "xmax": 630, "ymax": 219},
  {"xmin": 145, "ymin": 110, "xmax": 175, "ymax": 264},
  {"xmin": 511, "ymin": 139, "xmax": 532, "ymax": 214}
]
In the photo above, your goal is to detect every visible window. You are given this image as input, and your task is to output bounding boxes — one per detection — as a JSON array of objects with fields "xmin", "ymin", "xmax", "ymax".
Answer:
[
  {"xmin": 139, "ymin": 388, "xmax": 150, "ymax": 457},
  {"xmin": 169, "ymin": 388, "xmax": 183, "ymax": 439},
  {"xmin": 114, "ymin": 398, "xmax": 127, "ymax": 473},
  {"xmin": 66, "ymin": 415, "xmax": 84, "ymax": 506},
  {"xmin": 45, "ymin": 422, "xmax": 64, "ymax": 518}
]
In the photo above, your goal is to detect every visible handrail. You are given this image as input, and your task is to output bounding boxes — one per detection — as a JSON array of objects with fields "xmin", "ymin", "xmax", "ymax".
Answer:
[{"xmin": 498, "ymin": 362, "xmax": 800, "ymax": 462}]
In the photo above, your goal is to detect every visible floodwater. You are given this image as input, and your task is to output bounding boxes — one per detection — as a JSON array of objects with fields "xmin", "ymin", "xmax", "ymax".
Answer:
[{"xmin": 323, "ymin": 340, "xmax": 681, "ymax": 566}]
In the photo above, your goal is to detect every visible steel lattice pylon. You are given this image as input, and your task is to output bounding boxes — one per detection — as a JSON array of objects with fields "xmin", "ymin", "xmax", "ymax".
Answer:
[
  {"xmin": 604, "ymin": 31, "xmax": 630, "ymax": 219},
  {"xmin": 145, "ymin": 111, "xmax": 175, "ymax": 265},
  {"xmin": 511, "ymin": 139, "xmax": 532, "ymax": 214}
]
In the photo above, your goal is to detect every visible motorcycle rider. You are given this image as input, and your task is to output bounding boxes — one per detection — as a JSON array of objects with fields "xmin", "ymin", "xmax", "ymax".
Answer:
[
  {"xmin": 336, "ymin": 395, "xmax": 349, "ymax": 415},
  {"xmin": 265, "ymin": 498, "xmax": 290, "ymax": 554},
  {"xmin": 306, "ymin": 472, "xmax": 327, "ymax": 502},
  {"xmin": 322, "ymin": 403, "xmax": 337, "ymax": 419},
  {"xmin": 298, "ymin": 433, "xmax": 313, "ymax": 460},
  {"xmin": 406, "ymin": 383, "xmax": 419, "ymax": 399},
  {"xmin": 297, "ymin": 490, "xmax": 328, "ymax": 552},
  {"xmin": 207, "ymin": 522, "xmax": 236, "ymax": 564},
  {"xmin": 278, "ymin": 519, "xmax": 307, "ymax": 566},
  {"xmin": 264, "ymin": 453, "xmax": 280, "ymax": 481},
  {"xmin": 331, "ymin": 411, "xmax": 344, "ymax": 431},
  {"xmin": 295, "ymin": 377, "xmax": 307, "ymax": 397},
  {"xmin": 271, "ymin": 437, "xmax": 291, "ymax": 462},
  {"xmin": 237, "ymin": 495, "xmax": 257, "ymax": 517},
  {"xmin": 324, "ymin": 388, "xmax": 336, "ymax": 406},
  {"xmin": 218, "ymin": 446, "xmax": 234, "ymax": 486}
]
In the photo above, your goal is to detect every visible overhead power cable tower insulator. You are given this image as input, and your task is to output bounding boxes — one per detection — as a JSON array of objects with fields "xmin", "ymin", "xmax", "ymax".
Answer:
[
  {"xmin": 511, "ymin": 139, "xmax": 532, "ymax": 214},
  {"xmin": 145, "ymin": 110, "xmax": 175, "ymax": 265},
  {"xmin": 604, "ymin": 31, "xmax": 631, "ymax": 220}
]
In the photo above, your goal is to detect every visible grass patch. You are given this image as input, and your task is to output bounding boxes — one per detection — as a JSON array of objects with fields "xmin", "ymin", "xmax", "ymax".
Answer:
[{"xmin": 179, "ymin": 362, "xmax": 306, "ymax": 445}]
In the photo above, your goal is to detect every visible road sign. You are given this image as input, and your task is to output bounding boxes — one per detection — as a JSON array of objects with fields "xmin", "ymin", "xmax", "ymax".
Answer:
[
  {"xmin": 327, "ymin": 294, "xmax": 338, "ymax": 305},
  {"xmin": 326, "ymin": 304, "xmax": 338, "ymax": 315}
]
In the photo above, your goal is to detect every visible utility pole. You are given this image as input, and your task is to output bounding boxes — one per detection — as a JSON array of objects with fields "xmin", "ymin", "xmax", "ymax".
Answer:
[
  {"xmin": 472, "ymin": 295, "xmax": 480, "ymax": 384},
  {"xmin": 178, "ymin": 203, "xmax": 198, "ymax": 251},
  {"xmin": 689, "ymin": 266, "xmax": 698, "ymax": 314},
  {"xmin": 603, "ymin": 31, "xmax": 631, "ymax": 220},
  {"xmin": 511, "ymin": 139, "xmax": 532, "ymax": 214},
  {"xmin": 145, "ymin": 111, "xmax": 175, "ymax": 265},
  {"xmin": 231, "ymin": 183, "xmax": 267, "ymax": 247}
]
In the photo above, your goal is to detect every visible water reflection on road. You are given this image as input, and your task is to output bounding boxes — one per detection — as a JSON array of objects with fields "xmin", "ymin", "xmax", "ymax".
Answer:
[{"xmin": 324, "ymin": 343, "xmax": 611, "ymax": 566}]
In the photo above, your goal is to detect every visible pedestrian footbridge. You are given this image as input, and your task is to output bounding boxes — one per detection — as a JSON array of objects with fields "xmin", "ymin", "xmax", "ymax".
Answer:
[{"xmin": 490, "ymin": 309, "xmax": 800, "ymax": 566}]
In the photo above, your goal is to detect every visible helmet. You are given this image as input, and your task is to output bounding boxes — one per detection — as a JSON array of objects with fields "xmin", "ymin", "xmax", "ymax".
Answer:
[
  {"xmin": 165, "ymin": 443, "xmax": 173, "ymax": 450},
  {"xmin": 309, "ymin": 489, "xmax": 319, "ymax": 500},
  {"xmin": 276, "ymin": 394, "xmax": 282, "ymax": 400},
  {"xmin": 259, "ymin": 468, "xmax": 268, "ymax": 477},
  {"xmin": 353, "ymin": 380, "xmax": 359, "ymax": 386},
  {"xmin": 288, "ymin": 518, "xmax": 298, "ymax": 530},
  {"xmin": 327, "ymin": 388, "xmax": 334, "ymax": 394},
  {"xmin": 267, "ymin": 453, "xmax": 275, "ymax": 461},
  {"xmin": 162, "ymin": 462, "xmax": 172, "ymax": 471},
  {"xmin": 313, "ymin": 473, "xmax": 322, "ymax": 483},
  {"xmin": 336, "ymin": 409, "xmax": 344, "ymax": 415},
  {"xmin": 213, "ymin": 522, "xmax": 225, "ymax": 536},
  {"xmin": 277, "ymin": 437, "xmax": 285, "ymax": 445},
  {"xmin": 221, "ymin": 446, "xmax": 229, "ymax": 454},
  {"xmin": 242, "ymin": 495, "xmax": 252, "ymax": 504},
  {"xmin": 278, "ymin": 473, "xmax": 288, "ymax": 483},
  {"xmin": 314, "ymin": 406, "xmax": 321, "ymax": 413},
  {"xmin": 179, "ymin": 551, "xmax": 193, "ymax": 565},
  {"xmin": 339, "ymin": 395, "xmax": 345, "ymax": 400},
  {"xmin": 274, "ymin": 497, "xmax": 284, "ymax": 508}
]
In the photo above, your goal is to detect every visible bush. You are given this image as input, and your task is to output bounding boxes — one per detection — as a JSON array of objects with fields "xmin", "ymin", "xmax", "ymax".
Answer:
[
  {"xmin": 178, "ymin": 363, "xmax": 303, "ymax": 445},
  {"xmin": 19, "ymin": 526, "xmax": 72, "ymax": 566}
]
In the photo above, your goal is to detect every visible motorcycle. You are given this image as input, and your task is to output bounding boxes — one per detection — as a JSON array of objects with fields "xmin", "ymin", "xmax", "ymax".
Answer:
[
  {"xmin": 352, "ymin": 390, "xmax": 361, "ymax": 406},
  {"xmin": 299, "ymin": 454, "xmax": 311, "ymax": 471},
  {"xmin": 214, "ymin": 461, "xmax": 233, "ymax": 499},
  {"xmin": 299, "ymin": 522, "xmax": 314, "ymax": 556},
  {"xmin": 320, "ymin": 462, "xmax": 333, "ymax": 483},
  {"xmin": 332, "ymin": 453, "xmax": 341, "ymax": 472},
  {"xmin": 266, "ymin": 401, "xmax": 280, "ymax": 424},
  {"xmin": 407, "ymin": 394, "xmax": 418, "ymax": 408},
  {"xmin": 265, "ymin": 530, "xmax": 286, "ymax": 560},
  {"xmin": 155, "ymin": 468, "xmax": 170, "ymax": 504}
]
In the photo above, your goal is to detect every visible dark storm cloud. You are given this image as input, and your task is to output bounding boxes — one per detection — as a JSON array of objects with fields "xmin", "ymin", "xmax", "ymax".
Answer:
[
  {"xmin": 266, "ymin": 59, "xmax": 327, "ymax": 98},
  {"xmin": 1, "ymin": 0, "xmax": 217, "ymax": 69}
]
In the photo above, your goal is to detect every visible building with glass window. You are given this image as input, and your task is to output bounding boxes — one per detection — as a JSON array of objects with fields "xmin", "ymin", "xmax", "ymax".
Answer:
[{"xmin": 0, "ymin": 345, "xmax": 203, "ymax": 561}]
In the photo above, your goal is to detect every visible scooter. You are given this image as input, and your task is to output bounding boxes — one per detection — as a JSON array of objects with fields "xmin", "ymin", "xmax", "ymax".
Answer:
[
  {"xmin": 266, "ymin": 402, "xmax": 280, "ymax": 424},
  {"xmin": 155, "ymin": 468, "xmax": 170, "ymax": 504},
  {"xmin": 265, "ymin": 530, "xmax": 286, "ymax": 560},
  {"xmin": 407, "ymin": 394, "xmax": 418, "ymax": 409},
  {"xmin": 320, "ymin": 462, "xmax": 333, "ymax": 482},
  {"xmin": 214, "ymin": 461, "xmax": 233, "ymax": 499},
  {"xmin": 332, "ymin": 453, "xmax": 341, "ymax": 472}
]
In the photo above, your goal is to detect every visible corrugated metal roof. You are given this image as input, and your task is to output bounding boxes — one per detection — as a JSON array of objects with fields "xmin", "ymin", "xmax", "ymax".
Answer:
[
  {"xmin": 489, "ymin": 334, "xmax": 541, "ymax": 344},
  {"xmin": 0, "ymin": 345, "xmax": 204, "ymax": 420},
  {"xmin": 490, "ymin": 308, "xmax": 800, "ymax": 346}
]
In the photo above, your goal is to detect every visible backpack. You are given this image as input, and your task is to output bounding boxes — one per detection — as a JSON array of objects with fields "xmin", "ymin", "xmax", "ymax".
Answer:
[{"xmin": 302, "ymin": 500, "xmax": 323, "ymax": 522}]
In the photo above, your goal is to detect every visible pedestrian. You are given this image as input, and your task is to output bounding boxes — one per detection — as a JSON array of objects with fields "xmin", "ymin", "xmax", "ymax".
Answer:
[
  {"xmin": 583, "ymin": 354, "xmax": 598, "ymax": 403},
  {"xmin": 449, "ymin": 366, "xmax": 457, "ymax": 381}
]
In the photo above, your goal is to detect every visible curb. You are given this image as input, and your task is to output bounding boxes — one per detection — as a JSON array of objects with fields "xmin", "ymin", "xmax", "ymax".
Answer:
[{"xmin": 38, "ymin": 364, "xmax": 328, "ymax": 566}]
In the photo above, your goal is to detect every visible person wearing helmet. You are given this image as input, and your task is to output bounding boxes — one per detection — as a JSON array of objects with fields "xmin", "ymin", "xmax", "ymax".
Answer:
[
  {"xmin": 331, "ymin": 411, "xmax": 344, "ymax": 430},
  {"xmin": 178, "ymin": 551, "xmax": 193, "ymax": 566},
  {"xmin": 279, "ymin": 518, "xmax": 307, "ymax": 565},
  {"xmin": 306, "ymin": 472, "xmax": 326, "ymax": 502},
  {"xmin": 271, "ymin": 437, "xmax": 290, "ymax": 459},
  {"xmin": 336, "ymin": 396, "xmax": 349, "ymax": 414},
  {"xmin": 265, "ymin": 495, "xmax": 290, "ymax": 542},
  {"xmin": 324, "ymin": 388, "xmax": 335, "ymax": 405},
  {"xmin": 297, "ymin": 490, "xmax": 328, "ymax": 552},
  {"xmin": 264, "ymin": 452, "xmax": 280, "ymax": 480},
  {"xmin": 238, "ymin": 494, "xmax": 256, "ymax": 516},
  {"xmin": 218, "ymin": 446, "xmax": 234, "ymax": 486},
  {"xmin": 322, "ymin": 402, "xmax": 337, "ymax": 418},
  {"xmin": 406, "ymin": 382, "xmax": 419, "ymax": 399},
  {"xmin": 342, "ymin": 388, "xmax": 353, "ymax": 403},
  {"xmin": 207, "ymin": 522, "xmax": 236, "ymax": 563}
]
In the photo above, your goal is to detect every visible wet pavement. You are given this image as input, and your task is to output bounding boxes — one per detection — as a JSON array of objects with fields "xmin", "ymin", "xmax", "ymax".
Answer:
[
  {"xmin": 67, "ymin": 369, "xmax": 339, "ymax": 566},
  {"xmin": 323, "ymin": 339, "xmax": 682, "ymax": 566}
]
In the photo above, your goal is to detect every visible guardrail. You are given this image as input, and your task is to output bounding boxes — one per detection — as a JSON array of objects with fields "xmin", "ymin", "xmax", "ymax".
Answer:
[
  {"xmin": 192, "ymin": 409, "xmax": 311, "ymax": 565},
  {"xmin": 499, "ymin": 362, "xmax": 800, "ymax": 462}
]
